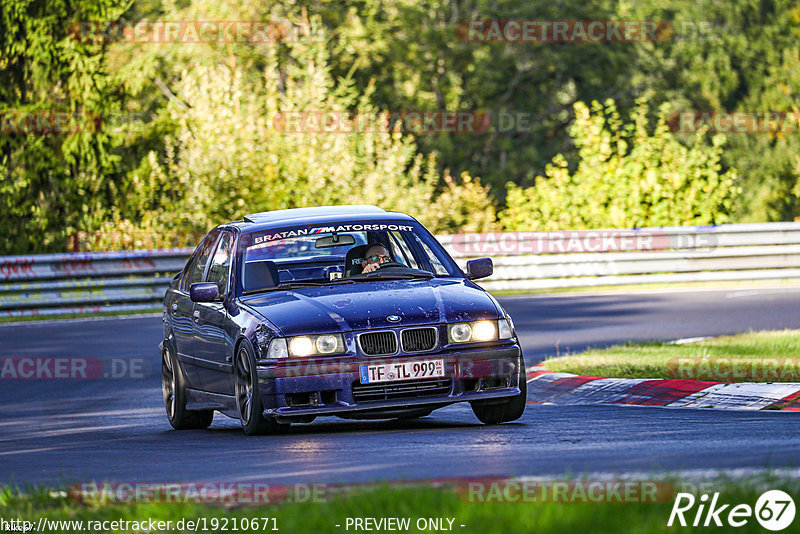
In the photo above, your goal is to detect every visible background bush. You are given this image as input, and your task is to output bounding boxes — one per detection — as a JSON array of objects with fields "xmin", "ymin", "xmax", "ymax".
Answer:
[{"xmin": 1, "ymin": 0, "xmax": 798, "ymax": 252}]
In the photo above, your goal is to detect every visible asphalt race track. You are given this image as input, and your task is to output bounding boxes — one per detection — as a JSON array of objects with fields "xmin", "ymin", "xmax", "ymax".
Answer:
[{"xmin": 2, "ymin": 287, "xmax": 800, "ymax": 487}]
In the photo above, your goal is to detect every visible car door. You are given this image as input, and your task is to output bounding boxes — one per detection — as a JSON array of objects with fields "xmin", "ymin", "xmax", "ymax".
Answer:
[
  {"xmin": 192, "ymin": 229, "xmax": 236, "ymax": 395},
  {"xmin": 174, "ymin": 229, "xmax": 220, "ymax": 388}
]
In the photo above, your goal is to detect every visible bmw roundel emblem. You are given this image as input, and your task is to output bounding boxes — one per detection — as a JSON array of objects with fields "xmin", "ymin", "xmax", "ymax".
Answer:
[{"xmin": 387, "ymin": 315, "xmax": 401, "ymax": 323}]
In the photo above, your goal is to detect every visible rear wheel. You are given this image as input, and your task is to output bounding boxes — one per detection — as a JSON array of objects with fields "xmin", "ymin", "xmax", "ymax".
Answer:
[
  {"xmin": 162, "ymin": 345, "xmax": 213, "ymax": 430},
  {"xmin": 471, "ymin": 358, "xmax": 527, "ymax": 425},
  {"xmin": 235, "ymin": 342, "xmax": 287, "ymax": 435}
]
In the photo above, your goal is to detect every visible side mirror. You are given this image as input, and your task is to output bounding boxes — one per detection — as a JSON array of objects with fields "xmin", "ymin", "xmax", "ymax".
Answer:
[
  {"xmin": 190, "ymin": 282, "xmax": 219, "ymax": 302},
  {"xmin": 466, "ymin": 257, "xmax": 493, "ymax": 280}
]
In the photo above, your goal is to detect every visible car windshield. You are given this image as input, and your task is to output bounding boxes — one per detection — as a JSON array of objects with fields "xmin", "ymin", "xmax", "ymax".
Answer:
[{"xmin": 238, "ymin": 220, "xmax": 459, "ymax": 293}]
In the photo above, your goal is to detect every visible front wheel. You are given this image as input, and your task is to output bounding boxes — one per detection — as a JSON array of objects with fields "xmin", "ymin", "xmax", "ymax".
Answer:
[
  {"xmin": 470, "ymin": 358, "xmax": 527, "ymax": 425},
  {"xmin": 162, "ymin": 345, "xmax": 213, "ymax": 430},
  {"xmin": 235, "ymin": 342, "xmax": 288, "ymax": 436}
]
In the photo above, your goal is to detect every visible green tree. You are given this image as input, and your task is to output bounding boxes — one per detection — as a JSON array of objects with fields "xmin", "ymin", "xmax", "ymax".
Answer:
[
  {"xmin": 311, "ymin": 0, "xmax": 640, "ymax": 196},
  {"xmin": 501, "ymin": 99, "xmax": 738, "ymax": 230},
  {"xmin": 120, "ymin": 13, "xmax": 496, "ymax": 241},
  {"xmin": 627, "ymin": 0, "xmax": 800, "ymax": 222},
  {"xmin": 0, "ymin": 0, "xmax": 129, "ymax": 254}
]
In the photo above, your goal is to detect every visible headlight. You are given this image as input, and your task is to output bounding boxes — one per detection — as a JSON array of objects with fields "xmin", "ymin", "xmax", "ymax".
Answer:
[
  {"xmin": 448, "ymin": 319, "xmax": 514, "ymax": 343},
  {"xmin": 472, "ymin": 320, "xmax": 497, "ymax": 341},
  {"xmin": 316, "ymin": 334, "xmax": 341, "ymax": 354},
  {"xmin": 449, "ymin": 323, "xmax": 472, "ymax": 343},
  {"xmin": 289, "ymin": 336, "xmax": 315, "ymax": 357},
  {"xmin": 285, "ymin": 334, "xmax": 345, "ymax": 357}
]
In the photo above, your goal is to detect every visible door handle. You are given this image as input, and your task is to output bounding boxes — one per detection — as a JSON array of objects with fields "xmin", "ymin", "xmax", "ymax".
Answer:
[{"xmin": 193, "ymin": 310, "xmax": 200, "ymax": 322}]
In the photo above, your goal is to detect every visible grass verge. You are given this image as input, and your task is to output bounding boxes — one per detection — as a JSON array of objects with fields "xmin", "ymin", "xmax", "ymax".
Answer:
[
  {"xmin": 1, "ymin": 478, "xmax": 798, "ymax": 533},
  {"xmin": 543, "ymin": 329, "xmax": 800, "ymax": 382}
]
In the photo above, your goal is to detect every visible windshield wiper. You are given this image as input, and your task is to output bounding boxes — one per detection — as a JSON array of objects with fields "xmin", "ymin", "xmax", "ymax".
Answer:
[
  {"xmin": 242, "ymin": 279, "xmax": 354, "ymax": 295},
  {"xmin": 353, "ymin": 272, "xmax": 434, "ymax": 281}
]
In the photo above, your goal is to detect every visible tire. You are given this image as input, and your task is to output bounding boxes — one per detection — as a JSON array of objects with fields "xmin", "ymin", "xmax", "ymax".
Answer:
[
  {"xmin": 471, "ymin": 357, "xmax": 527, "ymax": 425},
  {"xmin": 235, "ymin": 341, "xmax": 288, "ymax": 436},
  {"xmin": 162, "ymin": 344, "xmax": 214, "ymax": 430}
]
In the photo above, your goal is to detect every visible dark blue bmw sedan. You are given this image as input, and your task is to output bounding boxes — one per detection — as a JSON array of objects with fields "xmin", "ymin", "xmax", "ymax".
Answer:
[{"xmin": 161, "ymin": 205, "xmax": 526, "ymax": 435}]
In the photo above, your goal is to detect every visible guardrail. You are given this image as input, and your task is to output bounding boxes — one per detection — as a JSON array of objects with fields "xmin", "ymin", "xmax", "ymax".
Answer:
[{"xmin": 2, "ymin": 222, "xmax": 799, "ymax": 317}]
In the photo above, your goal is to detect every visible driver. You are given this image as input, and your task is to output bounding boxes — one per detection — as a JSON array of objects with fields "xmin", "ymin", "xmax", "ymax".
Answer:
[{"xmin": 362, "ymin": 244, "xmax": 392, "ymax": 273}]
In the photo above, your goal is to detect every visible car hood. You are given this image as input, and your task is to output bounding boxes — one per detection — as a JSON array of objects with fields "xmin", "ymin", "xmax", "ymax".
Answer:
[{"xmin": 239, "ymin": 278, "xmax": 500, "ymax": 336}]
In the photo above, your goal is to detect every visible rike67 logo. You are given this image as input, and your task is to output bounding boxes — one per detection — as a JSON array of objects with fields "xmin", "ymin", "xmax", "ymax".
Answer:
[{"xmin": 668, "ymin": 490, "xmax": 796, "ymax": 531}]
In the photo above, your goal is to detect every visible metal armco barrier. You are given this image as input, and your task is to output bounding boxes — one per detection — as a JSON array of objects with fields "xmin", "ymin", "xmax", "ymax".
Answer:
[
  {"xmin": 0, "ymin": 249, "xmax": 192, "ymax": 318},
  {"xmin": 2, "ymin": 222, "xmax": 800, "ymax": 317}
]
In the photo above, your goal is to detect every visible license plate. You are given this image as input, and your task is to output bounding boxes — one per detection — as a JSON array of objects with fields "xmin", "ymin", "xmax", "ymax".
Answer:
[{"xmin": 359, "ymin": 359, "xmax": 445, "ymax": 384}]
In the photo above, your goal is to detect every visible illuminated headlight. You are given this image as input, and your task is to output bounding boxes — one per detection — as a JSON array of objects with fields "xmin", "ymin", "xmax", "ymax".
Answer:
[
  {"xmin": 472, "ymin": 320, "xmax": 497, "ymax": 341},
  {"xmin": 289, "ymin": 336, "xmax": 314, "ymax": 357},
  {"xmin": 448, "ymin": 319, "xmax": 514, "ymax": 344},
  {"xmin": 287, "ymin": 334, "xmax": 345, "ymax": 357}
]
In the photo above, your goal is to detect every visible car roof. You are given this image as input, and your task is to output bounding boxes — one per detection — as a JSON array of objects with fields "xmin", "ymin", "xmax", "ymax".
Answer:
[{"xmin": 223, "ymin": 205, "xmax": 417, "ymax": 233}]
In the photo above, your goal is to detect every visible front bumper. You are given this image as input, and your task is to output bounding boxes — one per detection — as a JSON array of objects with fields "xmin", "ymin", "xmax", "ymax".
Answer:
[{"xmin": 256, "ymin": 345, "xmax": 522, "ymax": 418}]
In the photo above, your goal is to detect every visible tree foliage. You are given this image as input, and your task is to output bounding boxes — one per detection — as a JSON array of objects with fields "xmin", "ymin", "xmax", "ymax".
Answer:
[
  {"xmin": 0, "ymin": 0, "xmax": 128, "ymax": 253},
  {"xmin": 4, "ymin": 0, "xmax": 800, "ymax": 254},
  {"xmin": 118, "ymin": 13, "xmax": 497, "ymax": 242},
  {"xmin": 502, "ymin": 99, "xmax": 738, "ymax": 230}
]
